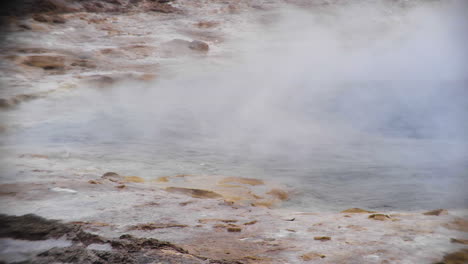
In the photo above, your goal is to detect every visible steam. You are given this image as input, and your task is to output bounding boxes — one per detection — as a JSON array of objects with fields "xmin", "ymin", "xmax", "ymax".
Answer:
[
  {"xmin": 83, "ymin": 0, "xmax": 468, "ymax": 157},
  {"xmin": 7, "ymin": 0, "xmax": 467, "ymax": 209}
]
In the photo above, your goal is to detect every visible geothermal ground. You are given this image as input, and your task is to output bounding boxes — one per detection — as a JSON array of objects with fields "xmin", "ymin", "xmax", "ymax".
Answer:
[{"xmin": 0, "ymin": 0, "xmax": 467, "ymax": 263}]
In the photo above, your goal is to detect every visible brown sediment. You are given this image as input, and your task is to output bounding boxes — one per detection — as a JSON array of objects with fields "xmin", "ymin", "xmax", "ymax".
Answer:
[
  {"xmin": 155, "ymin": 176, "xmax": 169, "ymax": 182},
  {"xmin": 251, "ymin": 200, "xmax": 277, "ymax": 208},
  {"xmin": 88, "ymin": 180, "xmax": 101, "ymax": 184},
  {"xmin": 243, "ymin": 220, "xmax": 257, "ymax": 225},
  {"xmin": 341, "ymin": 208, "xmax": 376, "ymax": 213},
  {"xmin": 124, "ymin": 176, "xmax": 145, "ymax": 183},
  {"xmin": 22, "ymin": 55, "xmax": 66, "ymax": 70},
  {"xmin": 443, "ymin": 218, "xmax": 468, "ymax": 232},
  {"xmin": 301, "ymin": 252, "xmax": 326, "ymax": 261},
  {"xmin": 219, "ymin": 177, "xmax": 264, "ymax": 186},
  {"xmin": 165, "ymin": 187, "xmax": 223, "ymax": 199},
  {"xmin": 227, "ymin": 227, "xmax": 242, "ymax": 232},
  {"xmin": 266, "ymin": 189, "xmax": 289, "ymax": 201}
]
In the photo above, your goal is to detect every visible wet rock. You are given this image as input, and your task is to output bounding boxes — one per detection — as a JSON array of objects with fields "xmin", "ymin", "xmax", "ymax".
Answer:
[
  {"xmin": 70, "ymin": 221, "xmax": 110, "ymax": 227},
  {"xmin": 83, "ymin": 2, "xmax": 108, "ymax": 13},
  {"xmin": 243, "ymin": 220, "xmax": 257, "ymax": 225},
  {"xmin": 149, "ymin": 2, "xmax": 181, "ymax": 13},
  {"xmin": 70, "ymin": 58, "xmax": 96, "ymax": 68},
  {"xmin": 165, "ymin": 187, "xmax": 222, "ymax": 199},
  {"xmin": 0, "ymin": 214, "xmax": 102, "ymax": 244},
  {"xmin": 88, "ymin": 180, "xmax": 101, "ymax": 184},
  {"xmin": 435, "ymin": 249, "xmax": 468, "ymax": 264},
  {"xmin": 301, "ymin": 252, "xmax": 326, "ymax": 261},
  {"xmin": 341, "ymin": 208, "xmax": 376, "ymax": 213},
  {"xmin": 198, "ymin": 219, "xmax": 237, "ymax": 224},
  {"xmin": 450, "ymin": 238, "xmax": 468, "ymax": 245},
  {"xmin": 423, "ymin": 209, "xmax": 449, "ymax": 216},
  {"xmin": 31, "ymin": 0, "xmax": 81, "ymax": 14},
  {"xmin": 0, "ymin": 214, "xmax": 240, "ymax": 263},
  {"xmin": 188, "ymin": 40, "xmax": 209, "ymax": 52},
  {"xmin": 227, "ymin": 227, "xmax": 242, "ymax": 233},
  {"xmin": 128, "ymin": 223, "xmax": 188, "ymax": 231},
  {"xmin": 101, "ymin": 172, "xmax": 123, "ymax": 182},
  {"xmin": 314, "ymin": 236, "xmax": 331, "ymax": 241},
  {"xmin": 266, "ymin": 188, "xmax": 289, "ymax": 200},
  {"xmin": 369, "ymin": 214, "xmax": 391, "ymax": 221},
  {"xmin": 0, "ymin": 93, "xmax": 42, "ymax": 109},
  {"xmin": 219, "ymin": 177, "xmax": 264, "ymax": 186},
  {"xmin": 37, "ymin": 246, "xmax": 134, "ymax": 264},
  {"xmin": 33, "ymin": 13, "xmax": 66, "ymax": 23},
  {"xmin": 251, "ymin": 200, "xmax": 276, "ymax": 208},
  {"xmin": 0, "ymin": 98, "xmax": 12, "ymax": 109},
  {"xmin": 17, "ymin": 22, "xmax": 48, "ymax": 31},
  {"xmin": 195, "ymin": 20, "xmax": 219, "ymax": 28},
  {"xmin": 111, "ymin": 234, "xmax": 188, "ymax": 253},
  {"xmin": 22, "ymin": 55, "xmax": 66, "ymax": 70},
  {"xmin": 16, "ymin": 47, "xmax": 52, "ymax": 53}
]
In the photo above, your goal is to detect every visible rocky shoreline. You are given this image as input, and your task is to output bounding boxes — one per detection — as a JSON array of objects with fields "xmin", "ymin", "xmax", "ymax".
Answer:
[
  {"xmin": 0, "ymin": 169, "xmax": 467, "ymax": 263},
  {"xmin": 0, "ymin": 0, "xmax": 467, "ymax": 263}
]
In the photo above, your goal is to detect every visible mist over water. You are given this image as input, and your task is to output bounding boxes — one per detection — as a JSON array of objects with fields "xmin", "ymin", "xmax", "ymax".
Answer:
[{"xmin": 3, "ymin": 0, "xmax": 468, "ymax": 210}]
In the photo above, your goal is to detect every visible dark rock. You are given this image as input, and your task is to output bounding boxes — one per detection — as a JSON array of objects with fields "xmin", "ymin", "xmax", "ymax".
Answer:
[
  {"xmin": 0, "ymin": 214, "xmax": 243, "ymax": 264},
  {"xmin": 149, "ymin": 2, "xmax": 181, "ymax": 13},
  {"xmin": 368, "ymin": 214, "xmax": 391, "ymax": 221},
  {"xmin": 227, "ymin": 227, "xmax": 242, "ymax": 232},
  {"xmin": 33, "ymin": 13, "xmax": 66, "ymax": 23},
  {"xmin": 435, "ymin": 249, "xmax": 468, "ymax": 264},
  {"xmin": 314, "ymin": 236, "xmax": 331, "ymax": 241},
  {"xmin": 423, "ymin": 209, "xmax": 448, "ymax": 216},
  {"xmin": 70, "ymin": 58, "xmax": 96, "ymax": 68},
  {"xmin": 189, "ymin": 40, "xmax": 209, "ymax": 52},
  {"xmin": 128, "ymin": 223, "xmax": 188, "ymax": 231},
  {"xmin": 22, "ymin": 55, "xmax": 66, "ymax": 70},
  {"xmin": 0, "ymin": 93, "xmax": 41, "ymax": 110},
  {"xmin": 37, "ymin": 246, "xmax": 135, "ymax": 264},
  {"xmin": 450, "ymin": 238, "xmax": 468, "ymax": 245},
  {"xmin": 0, "ymin": 214, "xmax": 102, "ymax": 244},
  {"xmin": 101, "ymin": 171, "xmax": 122, "ymax": 181}
]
